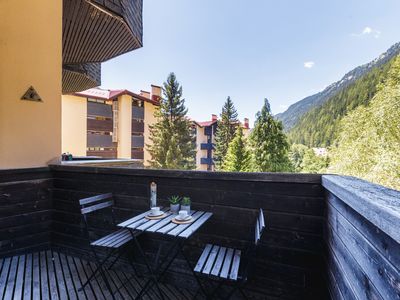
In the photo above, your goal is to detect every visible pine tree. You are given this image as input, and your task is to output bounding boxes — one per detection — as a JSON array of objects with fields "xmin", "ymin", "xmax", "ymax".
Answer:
[
  {"xmin": 147, "ymin": 73, "xmax": 196, "ymax": 169},
  {"xmin": 250, "ymin": 98, "xmax": 291, "ymax": 172},
  {"xmin": 222, "ymin": 126, "xmax": 251, "ymax": 172},
  {"xmin": 214, "ymin": 97, "xmax": 238, "ymax": 169}
]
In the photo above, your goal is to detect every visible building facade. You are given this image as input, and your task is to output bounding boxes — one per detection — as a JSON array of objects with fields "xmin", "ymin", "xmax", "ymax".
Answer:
[
  {"xmin": 62, "ymin": 86, "xmax": 160, "ymax": 165},
  {"xmin": 193, "ymin": 115, "xmax": 250, "ymax": 171}
]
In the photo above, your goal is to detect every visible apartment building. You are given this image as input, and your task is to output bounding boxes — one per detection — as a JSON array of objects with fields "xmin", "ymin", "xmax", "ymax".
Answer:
[
  {"xmin": 193, "ymin": 115, "xmax": 250, "ymax": 171},
  {"xmin": 62, "ymin": 85, "xmax": 160, "ymax": 164}
]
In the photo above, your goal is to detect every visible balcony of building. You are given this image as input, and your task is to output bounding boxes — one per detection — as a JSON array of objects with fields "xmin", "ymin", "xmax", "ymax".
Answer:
[{"xmin": 200, "ymin": 143, "xmax": 215, "ymax": 151}]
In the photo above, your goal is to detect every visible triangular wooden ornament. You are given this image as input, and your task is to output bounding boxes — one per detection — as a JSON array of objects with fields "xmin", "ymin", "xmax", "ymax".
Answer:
[{"xmin": 21, "ymin": 86, "xmax": 42, "ymax": 102}]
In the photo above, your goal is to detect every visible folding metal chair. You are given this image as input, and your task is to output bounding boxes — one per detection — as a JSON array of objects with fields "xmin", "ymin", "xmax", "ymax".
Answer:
[
  {"xmin": 78, "ymin": 193, "xmax": 140, "ymax": 299},
  {"xmin": 194, "ymin": 209, "xmax": 266, "ymax": 299}
]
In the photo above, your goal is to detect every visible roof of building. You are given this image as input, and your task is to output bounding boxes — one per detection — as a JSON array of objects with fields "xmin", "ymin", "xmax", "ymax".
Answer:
[
  {"xmin": 196, "ymin": 120, "xmax": 218, "ymax": 127},
  {"xmin": 74, "ymin": 88, "xmax": 160, "ymax": 106}
]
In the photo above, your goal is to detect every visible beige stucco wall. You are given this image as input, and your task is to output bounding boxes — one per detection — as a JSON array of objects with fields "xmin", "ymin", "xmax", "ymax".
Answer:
[
  {"xmin": 195, "ymin": 125, "xmax": 208, "ymax": 171},
  {"xmin": 0, "ymin": 0, "xmax": 62, "ymax": 169},
  {"xmin": 117, "ymin": 95, "xmax": 132, "ymax": 159},
  {"xmin": 143, "ymin": 102, "xmax": 157, "ymax": 166},
  {"xmin": 61, "ymin": 95, "xmax": 87, "ymax": 156}
]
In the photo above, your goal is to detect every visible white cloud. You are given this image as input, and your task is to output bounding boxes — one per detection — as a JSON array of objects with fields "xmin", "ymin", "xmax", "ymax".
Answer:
[
  {"xmin": 304, "ymin": 61, "xmax": 315, "ymax": 69},
  {"xmin": 279, "ymin": 104, "xmax": 288, "ymax": 110},
  {"xmin": 352, "ymin": 26, "xmax": 381, "ymax": 38}
]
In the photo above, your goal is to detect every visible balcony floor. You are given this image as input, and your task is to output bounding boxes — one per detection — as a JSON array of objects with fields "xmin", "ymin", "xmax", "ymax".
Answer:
[{"xmin": 0, "ymin": 250, "xmax": 196, "ymax": 300}]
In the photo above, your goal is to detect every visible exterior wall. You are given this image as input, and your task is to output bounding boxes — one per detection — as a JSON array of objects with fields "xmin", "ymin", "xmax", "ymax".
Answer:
[
  {"xmin": 61, "ymin": 95, "xmax": 87, "ymax": 156},
  {"xmin": 117, "ymin": 95, "xmax": 132, "ymax": 158},
  {"xmin": 195, "ymin": 125, "xmax": 209, "ymax": 171},
  {"xmin": 0, "ymin": 0, "xmax": 62, "ymax": 169},
  {"xmin": 143, "ymin": 101, "xmax": 157, "ymax": 166}
]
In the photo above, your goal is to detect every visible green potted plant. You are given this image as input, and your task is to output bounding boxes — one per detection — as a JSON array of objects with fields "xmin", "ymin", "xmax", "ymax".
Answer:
[
  {"xmin": 181, "ymin": 196, "xmax": 191, "ymax": 213},
  {"xmin": 168, "ymin": 195, "xmax": 181, "ymax": 213}
]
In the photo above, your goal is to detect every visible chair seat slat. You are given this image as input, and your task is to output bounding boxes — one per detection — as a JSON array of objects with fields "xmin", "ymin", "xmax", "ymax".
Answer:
[
  {"xmin": 194, "ymin": 244, "xmax": 213, "ymax": 273},
  {"xmin": 202, "ymin": 245, "xmax": 220, "ymax": 275},
  {"xmin": 210, "ymin": 246, "xmax": 227, "ymax": 277},
  {"xmin": 91, "ymin": 229, "xmax": 132, "ymax": 248},
  {"xmin": 220, "ymin": 248, "xmax": 234, "ymax": 279},
  {"xmin": 229, "ymin": 249, "xmax": 241, "ymax": 281}
]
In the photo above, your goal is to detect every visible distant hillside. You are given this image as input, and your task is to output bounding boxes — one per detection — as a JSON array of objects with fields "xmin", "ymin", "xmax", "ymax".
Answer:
[
  {"xmin": 288, "ymin": 54, "xmax": 397, "ymax": 147},
  {"xmin": 276, "ymin": 42, "xmax": 400, "ymax": 131}
]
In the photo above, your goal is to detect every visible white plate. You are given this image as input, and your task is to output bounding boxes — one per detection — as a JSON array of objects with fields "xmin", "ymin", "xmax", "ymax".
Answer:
[
  {"xmin": 175, "ymin": 215, "xmax": 192, "ymax": 221},
  {"xmin": 149, "ymin": 211, "xmax": 164, "ymax": 217}
]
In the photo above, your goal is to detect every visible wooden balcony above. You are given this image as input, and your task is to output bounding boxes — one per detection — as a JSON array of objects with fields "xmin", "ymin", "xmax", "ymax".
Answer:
[
  {"xmin": 62, "ymin": 0, "xmax": 142, "ymax": 65},
  {"xmin": 62, "ymin": 0, "xmax": 143, "ymax": 94}
]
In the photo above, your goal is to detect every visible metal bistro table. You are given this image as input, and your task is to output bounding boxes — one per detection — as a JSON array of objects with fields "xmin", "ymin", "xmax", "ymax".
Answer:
[{"xmin": 118, "ymin": 208, "xmax": 213, "ymax": 299}]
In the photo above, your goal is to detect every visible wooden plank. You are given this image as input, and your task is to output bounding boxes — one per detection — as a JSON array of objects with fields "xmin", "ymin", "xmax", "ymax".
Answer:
[
  {"xmin": 4, "ymin": 255, "xmax": 18, "ymax": 299},
  {"xmin": 51, "ymin": 251, "xmax": 69, "ymax": 300},
  {"xmin": 46, "ymin": 250, "xmax": 60, "ymax": 300},
  {"xmin": 194, "ymin": 244, "xmax": 212, "ymax": 273},
  {"xmin": 32, "ymin": 253, "xmax": 40, "ymax": 300},
  {"xmin": 91, "ymin": 228, "xmax": 128, "ymax": 246},
  {"xmin": 211, "ymin": 246, "xmax": 227, "ymax": 277},
  {"xmin": 87, "ymin": 261, "xmax": 111, "ymax": 300},
  {"xmin": 58, "ymin": 253, "xmax": 78, "ymax": 300},
  {"xmin": 40, "ymin": 251, "xmax": 50, "ymax": 300},
  {"xmin": 255, "ymin": 219, "xmax": 260, "ymax": 244},
  {"xmin": 81, "ymin": 200, "xmax": 113, "ymax": 214},
  {"xmin": 13, "ymin": 254, "xmax": 26, "ymax": 300},
  {"xmin": 73, "ymin": 256, "xmax": 96, "ymax": 299},
  {"xmin": 23, "ymin": 253, "xmax": 33, "ymax": 300},
  {"xmin": 326, "ymin": 225, "xmax": 383, "ymax": 300},
  {"xmin": 118, "ymin": 210, "xmax": 152, "ymax": 227},
  {"xmin": 178, "ymin": 212, "xmax": 213, "ymax": 238},
  {"xmin": 229, "ymin": 249, "xmax": 241, "ymax": 280},
  {"xmin": 202, "ymin": 245, "xmax": 220, "ymax": 275},
  {"xmin": 220, "ymin": 248, "xmax": 234, "ymax": 279},
  {"xmin": 79, "ymin": 257, "xmax": 105, "ymax": 299},
  {"xmin": 79, "ymin": 192, "xmax": 113, "ymax": 205},
  {"xmin": 166, "ymin": 211, "xmax": 204, "ymax": 237},
  {"xmin": 327, "ymin": 202, "xmax": 400, "ymax": 299},
  {"xmin": 146, "ymin": 213, "xmax": 176, "ymax": 232},
  {"xmin": 0, "ymin": 257, "xmax": 11, "ymax": 298},
  {"xmin": 259, "ymin": 209, "xmax": 265, "ymax": 229},
  {"xmin": 66, "ymin": 255, "xmax": 87, "ymax": 300},
  {"xmin": 136, "ymin": 209, "xmax": 171, "ymax": 231},
  {"xmin": 322, "ymin": 175, "xmax": 400, "ymax": 244}
]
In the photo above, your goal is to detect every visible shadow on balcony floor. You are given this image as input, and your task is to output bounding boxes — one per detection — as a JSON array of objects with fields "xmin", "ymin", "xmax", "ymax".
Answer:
[{"xmin": 0, "ymin": 249, "xmax": 197, "ymax": 300}]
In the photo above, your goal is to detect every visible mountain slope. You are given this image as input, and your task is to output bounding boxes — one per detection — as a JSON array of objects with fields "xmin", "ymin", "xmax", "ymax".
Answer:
[
  {"xmin": 276, "ymin": 42, "xmax": 400, "ymax": 130},
  {"xmin": 288, "ymin": 54, "xmax": 397, "ymax": 147}
]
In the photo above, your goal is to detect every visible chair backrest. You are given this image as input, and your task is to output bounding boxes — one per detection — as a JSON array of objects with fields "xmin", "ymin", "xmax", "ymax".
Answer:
[
  {"xmin": 254, "ymin": 208, "xmax": 265, "ymax": 245},
  {"xmin": 79, "ymin": 193, "xmax": 114, "ymax": 215}
]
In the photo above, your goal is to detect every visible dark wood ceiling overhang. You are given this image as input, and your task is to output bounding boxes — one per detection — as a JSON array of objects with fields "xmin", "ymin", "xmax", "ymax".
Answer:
[{"xmin": 62, "ymin": 0, "xmax": 143, "ymax": 94}]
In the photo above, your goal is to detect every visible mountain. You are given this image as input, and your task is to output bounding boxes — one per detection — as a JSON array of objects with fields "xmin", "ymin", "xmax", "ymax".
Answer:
[{"xmin": 276, "ymin": 42, "xmax": 400, "ymax": 131}]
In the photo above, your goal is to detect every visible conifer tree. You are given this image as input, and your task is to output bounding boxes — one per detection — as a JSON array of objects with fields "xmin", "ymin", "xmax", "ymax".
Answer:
[
  {"xmin": 147, "ymin": 73, "xmax": 196, "ymax": 169},
  {"xmin": 222, "ymin": 126, "xmax": 251, "ymax": 172},
  {"xmin": 214, "ymin": 97, "xmax": 238, "ymax": 169},
  {"xmin": 250, "ymin": 98, "xmax": 291, "ymax": 172}
]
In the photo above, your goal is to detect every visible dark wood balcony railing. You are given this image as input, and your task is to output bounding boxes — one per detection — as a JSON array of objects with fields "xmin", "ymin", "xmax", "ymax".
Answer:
[{"xmin": 0, "ymin": 166, "xmax": 399, "ymax": 299}]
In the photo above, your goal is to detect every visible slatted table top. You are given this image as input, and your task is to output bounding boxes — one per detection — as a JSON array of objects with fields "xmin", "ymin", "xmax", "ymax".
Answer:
[{"xmin": 118, "ymin": 209, "xmax": 213, "ymax": 239}]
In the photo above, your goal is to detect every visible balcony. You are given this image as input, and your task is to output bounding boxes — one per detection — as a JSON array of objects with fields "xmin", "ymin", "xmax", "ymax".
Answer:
[
  {"xmin": 200, "ymin": 142, "xmax": 214, "ymax": 151},
  {"xmin": 1, "ymin": 165, "xmax": 399, "ymax": 299},
  {"xmin": 200, "ymin": 157, "xmax": 214, "ymax": 165}
]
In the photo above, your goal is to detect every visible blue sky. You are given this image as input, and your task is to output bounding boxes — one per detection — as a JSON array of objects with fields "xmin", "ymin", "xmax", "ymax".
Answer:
[{"xmin": 102, "ymin": 0, "xmax": 400, "ymax": 125}]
